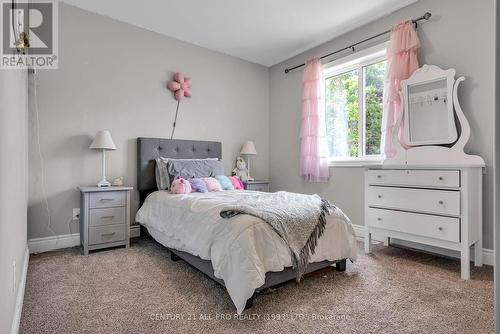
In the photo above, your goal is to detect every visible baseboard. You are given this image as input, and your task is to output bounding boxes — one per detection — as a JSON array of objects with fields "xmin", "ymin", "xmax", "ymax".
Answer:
[
  {"xmin": 352, "ymin": 224, "xmax": 494, "ymax": 266},
  {"xmin": 28, "ymin": 233, "xmax": 80, "ymax": 254},
  {"xmin": 28, "ymin": 226, "xmax": 141, "ymax": 254},
  {"xmin": 10, "ymin": 246, "xmax": 29, "ymax": 334}
]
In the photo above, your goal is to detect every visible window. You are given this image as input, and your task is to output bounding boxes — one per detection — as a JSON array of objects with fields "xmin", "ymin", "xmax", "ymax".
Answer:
[{"xmin": 324, "ymin": 43, "xmax": 387, "ymax": 165}]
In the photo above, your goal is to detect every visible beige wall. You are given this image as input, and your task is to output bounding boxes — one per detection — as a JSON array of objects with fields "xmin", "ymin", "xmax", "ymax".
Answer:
[
  {"xmin": 269, "ymin": 0, "xmax": 496, "ymax": 249},
  {"xmin": 28, "ymin": 4, "xmax": 270, "ymax": 238},
  {"xmin": 494, "ymin": 0, "xmax": 499, "ymax": 322},
  {"xmin": 0, "ymin": 69, "xmax": 28, "ymax": 331}
]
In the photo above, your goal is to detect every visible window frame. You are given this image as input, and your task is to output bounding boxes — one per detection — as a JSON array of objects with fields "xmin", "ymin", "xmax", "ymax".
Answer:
[{"xmin": 323, "ymin": 42, "xmax": 388, "ymax": 167}]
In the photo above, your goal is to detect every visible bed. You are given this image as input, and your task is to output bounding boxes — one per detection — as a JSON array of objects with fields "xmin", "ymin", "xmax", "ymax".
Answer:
[{"xmin": 135, "ymin": 137, "xmax": 357, "ymax": 313}]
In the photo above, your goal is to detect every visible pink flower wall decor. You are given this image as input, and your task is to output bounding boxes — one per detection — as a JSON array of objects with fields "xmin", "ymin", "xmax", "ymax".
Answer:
[
  {"xmin": 166, "ymin": 72, "xmax": 192, "ymax": 139},
  {"xmin": 167, "ymin": 72, "xmax": 192, "ymax": 100}
]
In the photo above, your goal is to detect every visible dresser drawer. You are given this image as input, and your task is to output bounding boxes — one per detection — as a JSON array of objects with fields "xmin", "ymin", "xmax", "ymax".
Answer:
[
  {"xmin": 367, "ymin": 186, "xmax": 460, "ymax": 216},
  {"xmin": 89, "ymin": 207, "xmax": 126, "ymax": 227},
  {"xmin": 89, "ymin": 191, "xmax": 126, "ymax": 208},
  {"xmin": 89, "ymin": 224, "xmax": 126, "ymax": 245},
  {"xmin": 366, "ymin": 170, "xmax": 460, "ymax": 188},
  {"xmin": 367, "ymin": 208, "xmax": 459, "ymax": 243}
]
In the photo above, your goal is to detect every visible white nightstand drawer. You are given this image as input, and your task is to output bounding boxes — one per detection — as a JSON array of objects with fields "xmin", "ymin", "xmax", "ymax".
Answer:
[
  {"xmin": 367, "ymin": 186, "xmax": 460, "ymax": 216},
  {"xmin": 367, "ymin": 207, "xmax": 460, "ymax": 243},
  {"xmin": 366, "ymin": 169, "xmax": 460, "ymax": 188},
  {"xmin": 246, "ymin": 183, "xmax": 269, "ymax": 192},
  {"xmin": 89, "ymin": 207, "xmax": 126, "ymax": 227},
  {"xmin": 89, "ymin": 191, "xmax": 126, "ymax": 208},
  {"xmin": 89, "ymin": 224, "xmax": 126, "ymax": 245}
]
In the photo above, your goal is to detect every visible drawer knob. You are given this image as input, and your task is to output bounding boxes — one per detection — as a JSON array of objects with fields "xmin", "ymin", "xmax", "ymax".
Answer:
[
  {"xmin": 377, "ymin": 175, "xmax": 382, "ymax": 179},
  {"xmin": 438, "ymin": 200, "xmax": 444, "ymax": 205},
  {"xmin": 438, "ymin": 177, "xmax": 444, "ymax": 181},
  {"xmin": 377, "ymin": 217, "xmax": 382, "ymax": 221},
  {"xmin": 377, "ymin": 194, "xmax": 383, "ymax": 199},
  {"xmin": 438, "ymin": 227, "xmax": 443, "ymax": 231},
  {"xmin": 101, "ymin": 215, "xmax": 115, "ymax": 219},
  {"xmin": 99, "ymin": 198, "xmax": 113, "ymax": 202},
  {"xmin": 101, "ymin": 232, "xmax": 116, "ymax": 237}
]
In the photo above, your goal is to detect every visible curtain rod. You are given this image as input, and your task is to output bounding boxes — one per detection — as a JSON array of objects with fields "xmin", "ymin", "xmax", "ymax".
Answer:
[{"xmin": 284, "ymin": 12, "xmax": 432, "ymax": 74}]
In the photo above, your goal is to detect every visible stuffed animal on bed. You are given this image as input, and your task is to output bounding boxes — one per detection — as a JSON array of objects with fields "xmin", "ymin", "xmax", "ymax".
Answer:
[
  {"xmin": 227, "ymin": 176, "xmax": 244, "ymax": 190},
  {"xmin": 169, "ymin": 176, "xmax": 192, "ymax": 194},
  {"xmin": 189, "ymin": 178, "xmax": 208, "ymax": 193},
  {"xmin": 232, "ymin": 156, "xmax": 250, "ymax": 182}
]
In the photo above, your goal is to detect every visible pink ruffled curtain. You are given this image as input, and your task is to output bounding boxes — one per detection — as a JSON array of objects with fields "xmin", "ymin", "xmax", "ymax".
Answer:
[
  {"xmin": 300, "ymin": 58, "xmax": 329, "ymax": 182},
  {"xmin": 382, "ymin": 20, "xmax": 420, "ymax": 157}
]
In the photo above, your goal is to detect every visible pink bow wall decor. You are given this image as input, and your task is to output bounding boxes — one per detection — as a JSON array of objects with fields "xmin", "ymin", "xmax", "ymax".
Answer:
[{"xmin": 166, "ymin": 72, "xmax": 192, "ymax": 139}]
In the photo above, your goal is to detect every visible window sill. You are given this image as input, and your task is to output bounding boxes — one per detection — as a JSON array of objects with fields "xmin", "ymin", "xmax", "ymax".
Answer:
[{"xmin": 328, "ymin": 159, "xmax": 383, "ymax": 168}]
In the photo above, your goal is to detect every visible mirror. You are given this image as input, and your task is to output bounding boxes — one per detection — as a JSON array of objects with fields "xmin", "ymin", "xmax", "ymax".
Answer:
[{"xmin": 402, "ymin": 66, "xmax": 458, "ymax": 146}]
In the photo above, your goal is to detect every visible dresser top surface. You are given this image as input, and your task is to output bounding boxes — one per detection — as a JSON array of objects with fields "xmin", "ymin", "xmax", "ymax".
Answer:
[
  {"xmin": 79, "ymin": 186, "xmax": 133, "ymax": 193},
  {"xmin": 244, "ymin": 180, "xmax": 269, "ymax": 184}
]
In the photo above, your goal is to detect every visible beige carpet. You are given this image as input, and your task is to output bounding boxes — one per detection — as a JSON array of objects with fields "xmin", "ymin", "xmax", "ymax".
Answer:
[{"xmin": 20, "ymin": 237, "xmax": 493, "ymax": 334}]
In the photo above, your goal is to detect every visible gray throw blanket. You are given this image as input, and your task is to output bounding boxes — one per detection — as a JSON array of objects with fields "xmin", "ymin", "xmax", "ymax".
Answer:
[{"xmin": 220, "ymin": 191, "xmax": 334, "ymax": 281}]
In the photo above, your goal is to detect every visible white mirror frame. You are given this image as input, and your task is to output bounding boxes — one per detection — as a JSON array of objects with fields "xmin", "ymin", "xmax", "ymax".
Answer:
[
  {"xmin": 383, "ymin": 64, "xmax": 485, "ymax": 168},
  {"xmin": 402, "ymin": 65, "xmax": 457, "ymax": 146}
]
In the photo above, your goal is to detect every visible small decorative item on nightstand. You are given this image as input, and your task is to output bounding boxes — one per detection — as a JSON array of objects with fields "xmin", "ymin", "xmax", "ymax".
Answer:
[
  {"xmin": 79, "ymin": 186, "xmax": 133, "ymax": 255},
  {"xmin": 243, "ymin": 180, "xmax": 270, "ymax": 192}
]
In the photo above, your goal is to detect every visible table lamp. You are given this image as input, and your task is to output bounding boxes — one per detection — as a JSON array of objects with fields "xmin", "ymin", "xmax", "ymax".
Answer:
[
  {"xmin": 89, "ymin": 130, "xmax": 117, "ymax": 187},
  {"xmin": 240, "ymin": 141, "xmax": 257, "ymax": 181}
]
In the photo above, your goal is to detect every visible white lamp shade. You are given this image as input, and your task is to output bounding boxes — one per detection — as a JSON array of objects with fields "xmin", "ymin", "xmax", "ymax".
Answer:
[
  {"xmin": 240, "ymin": 141, "xmax": 257, "ymax": 155},
  {"xmin": 89, "ymin": 130, "xmax": 117, "ymax": 151}
]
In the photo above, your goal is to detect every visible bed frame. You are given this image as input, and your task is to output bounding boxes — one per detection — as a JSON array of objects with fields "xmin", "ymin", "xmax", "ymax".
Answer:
[{"xmin": 136, "ymin": 137, "xmax": 347, "ymax": 309}]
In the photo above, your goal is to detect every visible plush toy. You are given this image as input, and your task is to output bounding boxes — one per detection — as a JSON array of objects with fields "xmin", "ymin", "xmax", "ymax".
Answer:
[
  {"xmin": 232, "ymin": 156, "xmax": 251, "ymax": 182},
  {"xmin": 227, "ymin": 176, "xmax": 244, "ymax": 190},
  {"xmin": 169, "ymin": 176, "xmax": 192, "ymax": 194},
  {"xmin": 112, "ymin": 177, "xmax": 124, "ymax": 186}
]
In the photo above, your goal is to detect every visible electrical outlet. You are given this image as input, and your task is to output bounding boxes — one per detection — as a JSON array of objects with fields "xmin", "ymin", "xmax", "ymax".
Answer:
[
  {"xmin": 72, "ymin": 208, "xmax": 80, "ymax": 220},
  {"xmin": 12, "ymin": 261, "xmax": 16, "ymax": 292}
]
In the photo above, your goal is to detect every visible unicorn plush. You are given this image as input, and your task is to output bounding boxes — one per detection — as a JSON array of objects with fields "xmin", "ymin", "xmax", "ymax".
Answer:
[
  {"xmin": 169, "ymin": 176, "xmax": 192, "ymax": 194},
  {"xmin": 232, "ymin": 156, "xmax": 252, "ymax": 182}
]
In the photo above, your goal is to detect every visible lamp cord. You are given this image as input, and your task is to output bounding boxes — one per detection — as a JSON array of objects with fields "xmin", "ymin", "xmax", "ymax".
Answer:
[
  {"xmin": 31, "ymin": 71, "xmax": 56, "ymax": 236},
  {"xmin": 11, "ymin": 0, "xmax": 18, "ymax": 51}
]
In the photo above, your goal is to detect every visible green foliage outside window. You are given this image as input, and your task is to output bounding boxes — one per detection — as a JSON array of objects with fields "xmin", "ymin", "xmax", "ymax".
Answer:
[
  {"xmin": 325, "ymin": 60, "xmax": 385, "ymax": 158},
  {"xmin": 364, "ymin": 61, "xmax": 385, "ymax": 155}
]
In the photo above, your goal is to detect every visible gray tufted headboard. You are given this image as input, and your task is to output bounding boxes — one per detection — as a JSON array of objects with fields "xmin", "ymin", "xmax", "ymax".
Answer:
[{"xmin": 137, "ymin": 138, "xmax": 222, "ymax": 204}]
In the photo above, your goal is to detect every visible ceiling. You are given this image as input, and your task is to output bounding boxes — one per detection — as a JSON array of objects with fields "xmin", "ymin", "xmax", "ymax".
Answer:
[{"xmin": 61, "ymin": 0, "xmax": 417, "ymax": 67}]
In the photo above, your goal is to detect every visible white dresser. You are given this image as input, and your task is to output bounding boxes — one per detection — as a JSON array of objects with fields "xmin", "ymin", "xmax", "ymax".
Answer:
[
  {"xmin": 364, "ymin": 167, "xmax": 482, "ymax": 279},
  {"xmin": 364, "ymin": 65, "xmax": 486, "ymax": 279}
]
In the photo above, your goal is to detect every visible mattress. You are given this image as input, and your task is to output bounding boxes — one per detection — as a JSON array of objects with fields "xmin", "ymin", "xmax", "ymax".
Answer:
[{"xmin": 136, "ymin": 190, "xmax": 357, "ymax": 313}]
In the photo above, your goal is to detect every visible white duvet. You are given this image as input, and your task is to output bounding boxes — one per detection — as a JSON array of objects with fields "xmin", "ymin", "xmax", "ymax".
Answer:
[{"xmin": 136, "ymin": 190, "xmax": 357, "ymax": 314}]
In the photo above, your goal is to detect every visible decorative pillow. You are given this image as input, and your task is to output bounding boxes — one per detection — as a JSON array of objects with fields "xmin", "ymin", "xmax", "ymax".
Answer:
[
  {"xmin": 202, "ymin": 177, "xmax": 222, "ymax": 192},
  {"xmin": 155, "ymin": 157, "xmax": 223, "ymax": 190},
  {"xmin": 169, "ymin": 176, "xmax": 192, "ymax": 194},
  {"xmin": 155, "ymin": 157, "xmax": 171, "ymax": 190},
  {"xmin": 167, "ymin": 158, "xmax": 224, "ymax": 181},
  {"xmin": 189, "ymin": 178, "xmax": 208, "ymax": 193},
  {"xmin": 227, "ymin": 176, "xmax": 244, "ymax": 190},
  {"xmin": 215, "ymin": 175, "xmax": 234, "ymax": 190}
]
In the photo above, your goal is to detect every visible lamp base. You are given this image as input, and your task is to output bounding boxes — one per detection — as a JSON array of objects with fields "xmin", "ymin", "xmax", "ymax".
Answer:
[{"xmin": 97, "ymin": 179, "xmax": 111, "ymax": 187}]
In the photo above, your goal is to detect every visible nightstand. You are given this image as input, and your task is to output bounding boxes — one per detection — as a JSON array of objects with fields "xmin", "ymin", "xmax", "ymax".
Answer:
[
  {"xmin": 79, "ymin": 186, "xmax": 133, "ymax": 255},
  {"xmin": 243, "ymin": 180, "xmax": 270, "ymax": 192}
]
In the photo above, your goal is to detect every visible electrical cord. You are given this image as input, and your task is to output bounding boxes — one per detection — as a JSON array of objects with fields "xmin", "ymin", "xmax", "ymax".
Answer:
[
  {"xmin": 31, "ymin": 70, "xmax": 56, "ymax": 237},
  {"xmin": 11, "ymin": 0, "xmax": 17, "ymax": 45}
]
